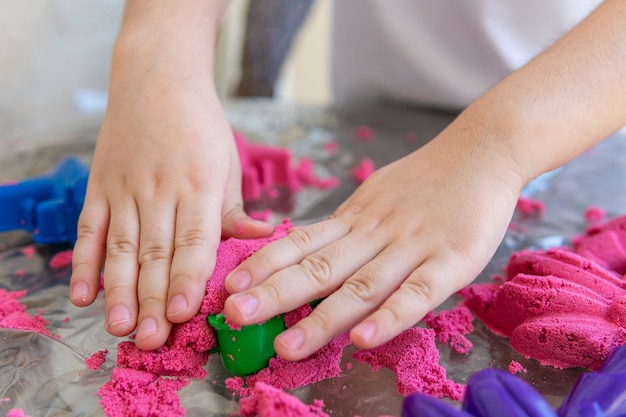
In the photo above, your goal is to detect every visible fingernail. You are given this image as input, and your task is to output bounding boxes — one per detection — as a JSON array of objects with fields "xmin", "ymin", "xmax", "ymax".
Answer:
[
  {"xmin": 354, "ymin": 321, "xmax": 377, "ymax": 342},
  {"xmin": 136, "ymin": 317, "xmax": 157, "ymax": 340},
  {"xmin": 108, "ymin": 305, "xmax": 131, "ymax": 328},
  {"xmin": 167, "ymin": 295, "xmax": 188, "ymax": 317},
  {"xmin": 232, "ymin": 294, "xmax": 258, "ymax": 318},
  {"xmin": 71, "ymin": 281, "xmax": 89, "ymax": 302},
  {"xmin": 277, "ymin": 328, "xmax": 304, "ymax": 351},
  {"xmin": 229, "ymin": 270, "xmax": 252, "ymax": 291}
]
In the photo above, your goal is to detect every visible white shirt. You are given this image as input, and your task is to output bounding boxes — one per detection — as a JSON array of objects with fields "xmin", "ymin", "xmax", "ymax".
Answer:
[{"xmin": 332, "ymin": 1, "xmax": 602, "ymax": 109}]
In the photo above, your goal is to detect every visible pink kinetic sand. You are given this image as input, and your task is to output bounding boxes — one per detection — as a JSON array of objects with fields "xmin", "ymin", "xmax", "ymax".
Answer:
[
  {"xmin": 461, "ymin": 214, "xmax": 626, "ymax": 370},
  {"xmin": 20, "ymin": 246, "xmax": 35, "ymax": 259},
  {"xmin": 235, "ymin": 131, "xmax": 338, "ymax": 201},
  {"xmin": 99, "ymin": 222, "xmax": 298, "ymax": 415},
  {"xmin": 7, "ymin": 409, "xmax": 31, "ymax": 417},
  {"xmin": 98, "ymin": 368, "xmax": 189, "ymax": 417},
  {"xmin": 353, "ymin": 327, "xmax": 465, "ymax": 401},
  {"xmin": 572, "ymin": 214, "xmax": 626, "ymax": 274},
  {"xmin": 0, "ymin": 289, "xmax": 50, "ymax": 336},
  {"xmin": 239, "ymin": 382, "xmax": 329, "ymax": 417},
  {"xmin": 86, "ymin": 349, "xmax": 109, "ymax": 370},
  {"xmin": 584, "ymin": 206, "xmax": 606, "ymax": 223},
  {"xmin": 294, "ymin": 157, "xmax": 340, "ymax": 190},
  {"xmin": 354, "ymin": 125, "xmax": 375, "ymax": 141},
  {"xmin": 423, "ymin": 305, "xmax": 474, "ymax": 354},
  {"xmin": 515, "ymin": 197, "xmax": 545, "ymax": 217},
  {"xmin": 351, "ymin": 157, "xmax": 375, "ymax": 183},
  {"xmin": 508, "ymin": 361, "xmax": 527, "ymax": 374},
  {"xmin": 322, "ymin": 140, "xmax": 339, "ymax": 154},
  {"xmin": 48, "ymin": 249, "xmax": 73, "ymax": 271}
]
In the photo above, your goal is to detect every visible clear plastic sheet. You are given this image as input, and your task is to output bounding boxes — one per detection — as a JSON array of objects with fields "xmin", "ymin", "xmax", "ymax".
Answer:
[{"xmin": 1, "ymin": 99, "xmax": 625, "ymax": 416}]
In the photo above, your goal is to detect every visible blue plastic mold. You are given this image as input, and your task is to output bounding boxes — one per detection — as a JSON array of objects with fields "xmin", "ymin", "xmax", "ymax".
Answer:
[{"xmin": 0, "ymin": 157, "xmax": 88, "ymax": 244}]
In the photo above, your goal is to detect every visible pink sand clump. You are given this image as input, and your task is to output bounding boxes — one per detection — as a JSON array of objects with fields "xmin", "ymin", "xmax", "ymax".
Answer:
[
  {"xmin": 354, "ymin": 125, "xmax": 375, "ymax": 141},
  {"xmin": 461, "ymin": 214, "xmax": 626, "ymax": 370},
  {"xmin": 584, "ymin": 206, "xmax": 606, "ymax": 223},
  {"xmin": 226, "ymin": 332, "xmax": 350, "ymax": 399},
  {"xmin": 353, "ymin": 327, "xmax": 465, "ymax": 401},
  {"xmin": 323, "ymin": 140, "xmax": 339, "ymax": 154},
  {"xmin": 508, "ymin": 360, "xmax": 527, "ymax": 375},
  {"xmin": 86, "ymin": 349, "xmax": 109, "ymax": 370},
  {"xmin": 246, "ymin": 332, "xmax": 350, "ymax": 392},
  {"xmin": 7, "ymin": 409, "xmax": 31, "ymax": 417},
  {"xmin": 573, "ymin": 214, "xmax": 626, "ymax": 275},
  {"xmin": 48, "ymin": 249, "xmax": 73, "ymax": 271},
  {"xmin": 239, "ymin": 382, "xmax": 329, "ymax": 417},
  {"xmin": 423, "ymin": 305, "xmax": 474, "ymax": 354},
  {"xmin": 235, "ymin": 131, "xmax": 338, "ymax": 201},
  {"xmin": 294, "ymin": 157, "xmax": 340, "ymax": 190},
  {"xmin": 20, "ymin": 246, "xmax": 35, "ymax": 259},
  {"xmin": 515, "ymin": 197, "xmax": 545, "ymax": 217},
  {"xmin": 0, "ymin": 289, "xmax": 50, "ymax": 336},
  {"xmin": 284, "ymin": 303, "xmax": 313, "ymax": 328},
  {"xmin": 351, "ymin": 157, "xmax": 375, "ymax": 183},
  {"xmin": 97, "ymin": 368, "xmax": 189, "ymax": 417}
]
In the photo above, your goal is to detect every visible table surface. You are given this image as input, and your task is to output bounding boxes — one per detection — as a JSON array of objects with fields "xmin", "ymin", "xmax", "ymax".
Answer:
[{"xmin": 1, "ymin": 99, "xmax": 625, "ymax": 416}]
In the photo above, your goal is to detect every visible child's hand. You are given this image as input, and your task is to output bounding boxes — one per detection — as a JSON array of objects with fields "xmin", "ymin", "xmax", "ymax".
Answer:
[
  {"xmin": 224, "ymin": 129, "xmax": 524, "ymax": 360},
  {"xmin": 69, "ymin": 76, "xmax": 272, "ymax": 350}
]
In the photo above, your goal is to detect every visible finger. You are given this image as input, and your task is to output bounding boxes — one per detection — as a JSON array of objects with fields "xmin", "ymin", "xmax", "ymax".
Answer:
[
  {"xmin": 225, "ymin": 217, "xmax": 351, "ymax": 294},
  {"xmin": 102, "ymin": 199, "xmax": 140, "ymax": 337},
  {"xmin": 221, "ymin": 206, "xmax": 275, "ymax": 239},
  {"xmin": 165, "ymin": 192, "xmax": 222, "ymax": 325},
  {"xmin": 223, "ymin": 227, "xmax": 387, "ymax": 326},
  {"xmin": 70, "ymin": 195, "xmax": 109, "ymax": 306},
  {"xmin": 220, "ymin": 140, "xmax": 274, "ymax": 239},
  {"xmin": 350, "ymin": 255, "xmax": 464, "ymax": 349},
  {"xmin": 133, "ymin": 197, "xmax": 176, "ymax": 349},
  {"xmin": 272, "ymin": 241, "xmax": 425, "ymax": 360}
]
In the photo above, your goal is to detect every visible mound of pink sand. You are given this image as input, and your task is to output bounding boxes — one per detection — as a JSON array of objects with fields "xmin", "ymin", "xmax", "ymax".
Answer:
[
  {"xmin": 462, "ymin": 214, "xmax": 626, "ymax": 370},
  {"xmin": 239, "ymin": 382, "xmax": 329, "ymax": 417},
  {"xmin": 235, "ymin": 131, "xmax": 338, "ymax": 202},
  {"xmin": 353, "ymin": 327, "xmax": 465, "ymax": 401},
  {"xmin": 423, "ymin": 305, "xmax": 474, "ymax": 354}
]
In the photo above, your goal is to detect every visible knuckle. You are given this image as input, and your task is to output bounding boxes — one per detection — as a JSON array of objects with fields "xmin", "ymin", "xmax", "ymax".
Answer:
[
  {"xmin": 183, "ymin": 170, "xmax": 210, "ymax": 192},
  {"xmin": 261, "ymin": 280, "xmax": 285, "ymax": 306},
  {"xmin": 170, "ymin": 266, "xmax": 208, "ymax": 286},
  {"xmin": 106, "ymin": 235, "xmax": 138, "ymax": 259},
  {"xmin": 401, "ymin": 276, "xmax": 436, "ymax": 306},
  {"xmin": 306, "ymin": 308, "xmax": 334, "ymax": 333},
  {"xmin": 342, "ymin": 276, "xmax": 378, "ymax": 304},
  {"xmin": 299, "ymin": 255, "xmax": 334, "ymax": 288},
  {"xmin": 378, "ymin": 303, "xmax": 404, "ymax": 326},
  {"xmin": 251, "ymin": 250, "xmax": 275, "ymax": 276},
  {"xmin": 105, "ymin": 282, "xmax": 132, "ymax": 300},
  {"xmin": 71, "ymin": 257, "xmax": 93, "ymax": 272},
  {"xmin": 222, "ymin": 204, "xmax": 244, "ymax": 222},
  {"xmin": 137, "ymin": 243, "xmax": 172, "ymax": 266},
  {"xmin": 175, "ymin": 227, "xmax": 210, "ymax": 249},
  {"xmin": 138, "ymin": 294, "xmax": 162, "ymax": 308},
  {"xmin": 76, "ymin": 221, "xmax": 101, "ymax": 241},
  {"xmin": 287, "ymin": 228, "xmax": 316, "ymax": 253}
]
